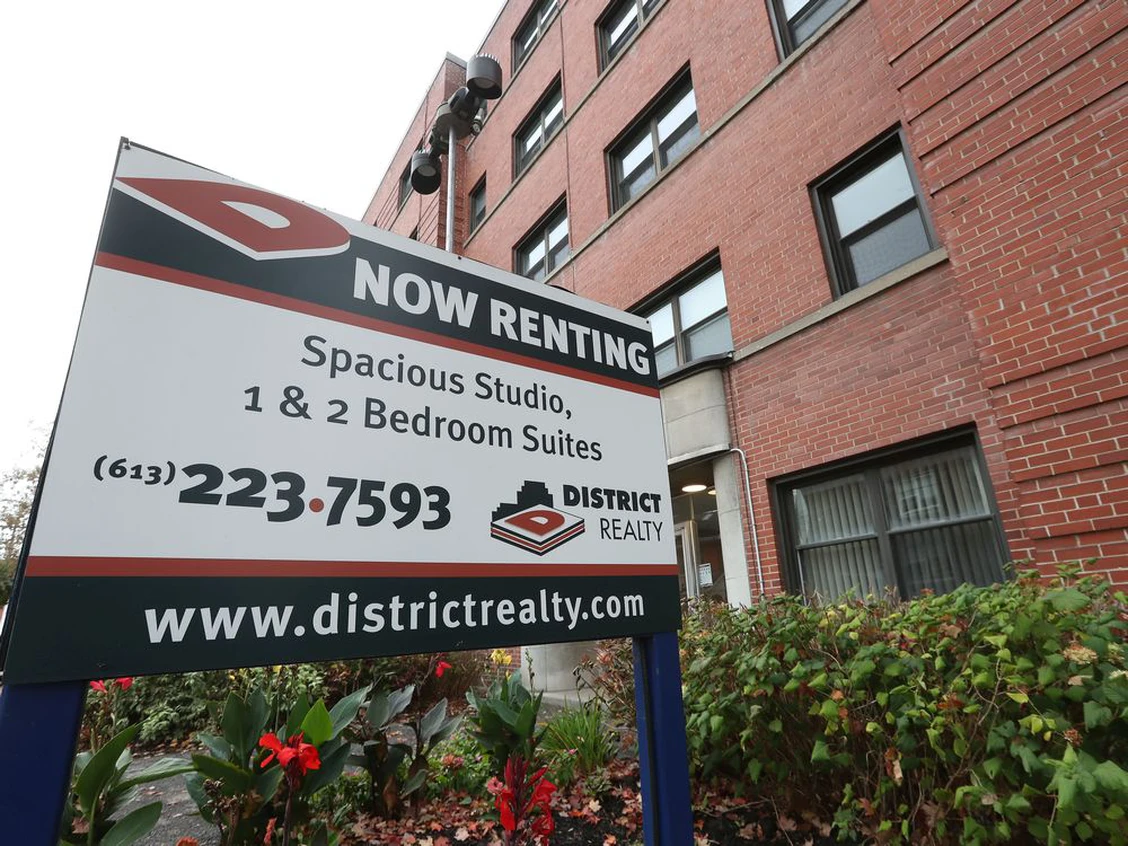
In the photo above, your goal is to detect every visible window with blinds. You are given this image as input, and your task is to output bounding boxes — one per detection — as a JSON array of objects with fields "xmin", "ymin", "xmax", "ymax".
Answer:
[{"xmin": 779, "ymin": 437, "xmax": 1007, "ymax": 601}]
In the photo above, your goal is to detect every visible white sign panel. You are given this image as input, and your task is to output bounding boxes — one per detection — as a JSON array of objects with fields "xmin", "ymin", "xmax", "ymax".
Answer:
[{"xmin": 1, "ymin": 142, "xmax": 679, "ymax": 682}]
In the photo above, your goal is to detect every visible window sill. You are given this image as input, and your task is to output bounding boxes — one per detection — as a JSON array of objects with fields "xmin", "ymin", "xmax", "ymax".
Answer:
[
  {"xmin": 657, "ymin": 351, "xmax": 734, "ymax": 388},
  {"xmin": 731, "ymin": 247, "xmax": 948, "ymax": 363}
]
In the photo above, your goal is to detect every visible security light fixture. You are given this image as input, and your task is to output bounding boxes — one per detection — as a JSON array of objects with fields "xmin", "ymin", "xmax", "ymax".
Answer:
[
  {"xmin": 409, "ymin": 54, "xmax": 503, "ymax": 197},
  {"xmin": 410, "ymin": 149, "xmax": 442, "ymax": 193},
  {"xmin": 681, "ymin": 483, "xmax": 707, "ymax": 493}
]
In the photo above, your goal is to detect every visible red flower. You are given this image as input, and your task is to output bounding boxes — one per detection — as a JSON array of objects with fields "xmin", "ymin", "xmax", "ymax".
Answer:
[
  {"xmin": 115, "ymin": 677, "xmax": 134, "ymax": 691},
  {"xmin": 90, "ymin": 680, "xmax": 107, "ymax": 692},
  {"xmin": 435, "ymin": 660, "xmax": 453, "ymax": 678},
  {"xmin": 259, "ymin": 731, "xmax": 321, "ymax": 779}
]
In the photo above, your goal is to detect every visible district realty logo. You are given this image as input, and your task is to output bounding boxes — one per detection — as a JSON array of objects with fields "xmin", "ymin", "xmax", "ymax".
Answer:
[{"xmin": 490, "ymin": 481, "xmax": 585, "ymax": 555}]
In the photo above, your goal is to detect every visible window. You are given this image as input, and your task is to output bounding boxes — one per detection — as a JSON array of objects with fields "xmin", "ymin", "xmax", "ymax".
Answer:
[
  {"xmin": 769, "ymin": 0, "xmax": 850, "ymax": 55},
  {"xmin": 514, "ymin": 81, "xmax": 564, "ymax": 177},
  {"xmin": 608, "ymin": 73, "xmax": 699, "ymax": 210},
  {"xmin": 513, "ymin": 0, "xmax": 559, "ymax": 68},
  {"xmin": 644, "ymin": 261, "xmax": 732, "ymax": 377},
  {"xmin": 515, "ymin": 202, "xmax": 569, "ymax": 281},
  {"xmin": 814, "ymin": 131, "xmax": 935, "ymax": 294},
  {"xmin": 408, "ymin": 226, "xmax": 419, "ymax": 241},
  {"xmin": 469, "ymin": 178, "xmax": 487, "ymax": 233},
  {"xmin": 398, "ymin": 163, "xmax": 412, "ymax": 207},
  {"xmin": 598, "ymin": 0, "xmax": 660, "ymax": 68},
  {"xmin": 776, "ymin": 435, "xmax": 1007, "ymax": 601}
]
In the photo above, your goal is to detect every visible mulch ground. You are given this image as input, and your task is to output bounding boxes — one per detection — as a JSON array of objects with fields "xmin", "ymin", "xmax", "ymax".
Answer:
[{"xmin": 341, "ymin": 762, "xmax": 839, "ymax": 846}]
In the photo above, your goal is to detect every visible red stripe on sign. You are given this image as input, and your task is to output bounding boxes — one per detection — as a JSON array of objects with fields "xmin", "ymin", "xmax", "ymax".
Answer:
[
  {"xmin": 95, "ymin": 252, "xmax": 660, "ymax": 398},
  {"xmin": 25, "ymin": 556, "xmax": 679, "ymax": 578}
]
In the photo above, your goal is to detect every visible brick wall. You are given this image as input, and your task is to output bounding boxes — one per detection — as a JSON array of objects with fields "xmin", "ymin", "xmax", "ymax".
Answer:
[{"xmin": 365, "ymin": 0, "xmax": 1127, "ymax": 590}]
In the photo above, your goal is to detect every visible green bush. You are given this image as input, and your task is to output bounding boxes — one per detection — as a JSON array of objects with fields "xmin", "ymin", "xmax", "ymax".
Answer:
[
  {"xmin": 680, "ymin": 566, "xmax": 1128, "ymax": 843},
  {"xmin": 428, "ymin": 729, "xmax": 493, "ymax": 797},
  {"xmin": 541, "ymin": 702, "xmax": 618, "ymax": 788}
]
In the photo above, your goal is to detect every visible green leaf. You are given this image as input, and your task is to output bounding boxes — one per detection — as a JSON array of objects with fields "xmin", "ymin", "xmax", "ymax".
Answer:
[
  {"xmin": 1006, "ymin": 692, "xmax": 1029, "ymax": 704},
  {"xmin": 811, "ymin": 739, "xmax": 830, "ymax": 763},
  {"xmin": 301, "ymin": 740, "xmax": 349, "ymax": 795},
  {"xmin": 300, "ymin": 700, "xmax": 334, "ymax": 746},
  {"xmin": 1083, "ymin": 700, "xmax": 1112, "ymax": 730},
  {"xmin": 190, "ymin": 754, "xmax": 253, "ymax": 794},
  {"xmin": 1055, "ymin": 774, "xmax": 1077, "ymax": 810},
  {"xmin": 400, "ymin": 768, "xmax": 428, "ymax": 796},
  {"xmin": 419, "ymin": 698, "xmax": 448, "ymax": 745},
  {"xmin": 709, "ymin": 715, "xmax": 725, "ymax": 735},
  {"xmin": 1047, "ymin": 588, "xmax": 1089, "ymax": 613},
  {"xmin": 1093, "ymin": 761, "xmax": 1128, "ymax": 792},
  {"xmin": 492, "ymin": 699, "xmax": 520, "ymax": 729},
  {"xmin": 101, "ymin": 801, "xmax": 161, "ymax": 846},
  {"xmin": 768, "ymin": 719, "xmax": 782, "ymax": 733},
  {"xmin": 196, "ymin": 732, "xmax": 232, "ymax": 761},
  {"xmin": 286, "ymin": 693, "xmax": 311, "ymax": 738},
  {"xmin": 118, "ymin": 758, "xmax": 195, "ymax": 791},
  {"xmin": 76, "ymin": 724, "xmax": 140, "ymax": 817},
  {"xmin": 1004, "ymin": 793, "xmax": 1032, "ymax": 814},
  {"xmin": 221, "ymin": 693, "xmax": 250, "ymax": 762},
  {"xmin": 254, "ymin": 764, "xmax": 285, "ymax": 804},
  {"xmin": 247, "ymin": 687, "xmax": 270, "ymax": 741},
  {"xmin": 328, "ymin": 685, "xmax": 371, "ymax": 737}
]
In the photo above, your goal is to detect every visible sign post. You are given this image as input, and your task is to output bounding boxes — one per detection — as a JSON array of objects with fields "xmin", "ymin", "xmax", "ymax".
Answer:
[{"xmin": 0, "ymin": 140, "xmax": 692, "ymax": 842}]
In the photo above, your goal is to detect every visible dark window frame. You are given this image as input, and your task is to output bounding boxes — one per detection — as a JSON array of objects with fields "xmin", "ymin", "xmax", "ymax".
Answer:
[
  {"xmin": 514, "ymin": 198, "xmax": 570, "ymax": 281},
  {"xmin": 771, "ymin": 427, "xmax": 1010, "ymax": 601},
  {"xmin": 636, "ymin": 252, "xmax": 732, "ymax": 377},
  {"xmin": 513, "ymin": 0, "xmax": 559, "ymax": 70},
  {"xmin": 767, "ymin": 0, "xmax": 851, "ymax": 57},
  {"xmin": 397, "ymin": 163, "xmax": 412, "ymax": 209},
  {"xmin": 513, "ymin": 78, "xmax": 565, "ymax": 179},
  {"xmin": 606, "ymin": 68, "xmax": 699, "ymax": 213},
  {"xmin": 468, "ymin": 176, "xmax": 487, "ymax": 234},
  {"xmin": 811, "ymin": 127, "xmax": 937, "ymax": 297},
  {"xmin": 596, "ymin": 0, "xmax": 660, "ymax": 70}
]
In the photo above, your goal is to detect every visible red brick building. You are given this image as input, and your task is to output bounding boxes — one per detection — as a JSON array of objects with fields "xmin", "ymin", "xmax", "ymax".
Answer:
[{"xmin": 365, "ymin": 0, "xmax": 1127, "ymax": 608}]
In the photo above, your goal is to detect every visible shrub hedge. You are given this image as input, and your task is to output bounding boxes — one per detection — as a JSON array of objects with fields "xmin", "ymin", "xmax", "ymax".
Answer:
[{"xmin": 679, "ymin": 566, "xmax": 1128, "ymax": 843}]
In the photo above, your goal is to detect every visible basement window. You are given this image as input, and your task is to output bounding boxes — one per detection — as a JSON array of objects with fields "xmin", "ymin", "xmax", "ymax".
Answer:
[{"xmin": 775, "ymin": 433, "xmax": 1007, "ymax": 600}]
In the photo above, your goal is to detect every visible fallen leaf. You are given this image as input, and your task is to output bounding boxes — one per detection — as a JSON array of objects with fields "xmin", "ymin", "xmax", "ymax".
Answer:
[{"xmin": 454, "ymin": 828, "xmax": 470, "ymax": 842}]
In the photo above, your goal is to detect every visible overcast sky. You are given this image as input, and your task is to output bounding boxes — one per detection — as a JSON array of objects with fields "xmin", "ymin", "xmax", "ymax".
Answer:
[{"xmin": 0, "ymin": 0, "xmax": 498, "ymax": 472}]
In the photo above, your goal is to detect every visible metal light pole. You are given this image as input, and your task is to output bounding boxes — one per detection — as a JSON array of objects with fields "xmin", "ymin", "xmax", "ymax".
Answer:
[{"xmin": 409, "ymin": 55, "xmax": 502, "ymax": 253}]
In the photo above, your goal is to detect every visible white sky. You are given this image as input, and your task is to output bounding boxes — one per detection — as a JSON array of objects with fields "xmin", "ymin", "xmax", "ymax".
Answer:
[{"xmin": 0, "ymin": 0, "xmax": 499, "ymax": 472}]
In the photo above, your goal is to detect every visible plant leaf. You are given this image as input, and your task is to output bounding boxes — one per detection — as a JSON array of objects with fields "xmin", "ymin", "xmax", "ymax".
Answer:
[
  {"xmin": 118, "ymin": 758, "xmax": 195, "ymax": 791},
  {"xmin": 419, "ymin": 698, "xmax": 448, "ymax": 745},
  {"xmin": 301, "ymin": 700, "xmax": 334, "ymax": 747},
  {"xmin": 76, "ymin": 724, "xmax": 140, "ymax": 817},
  {"xmin": 196, "ymin": 732, "xmax": 233, "ymax": 761},
  {"xmin": 401, "ymin": 768, "xmax": 428, "ymax": 796},
  {"xmin": 101, "ymin": 801, "xmax": 162, "ymax": 846},
  {"xmin": 190, "ymin": 753, "xmax": 253, "ymax": 794},
  {"xmin": 301, "ymin": 739, "xmax": 350, "ymax": 795},
  {"xmin": 329, "ymin": 685, "xmax": 372, "ymax": 737}
]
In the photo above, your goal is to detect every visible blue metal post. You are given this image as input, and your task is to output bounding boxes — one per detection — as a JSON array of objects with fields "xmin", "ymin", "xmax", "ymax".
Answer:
[
  {"xmin": 633, "ymin": 630, "xmax": 693, "ymax": 845},
  {"xmin": 0, "ymin": 681, "xmax": 87, "ymax": 843}
]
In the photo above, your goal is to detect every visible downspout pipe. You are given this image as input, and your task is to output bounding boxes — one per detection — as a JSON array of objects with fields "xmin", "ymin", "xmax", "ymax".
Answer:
[
  {"xmin": 728, "ymin": 447, "xmax": 766, "ymax": 600},
  {"xmin": 444, "ymin": 125, "xmax": 456, "ymax": 252}
]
